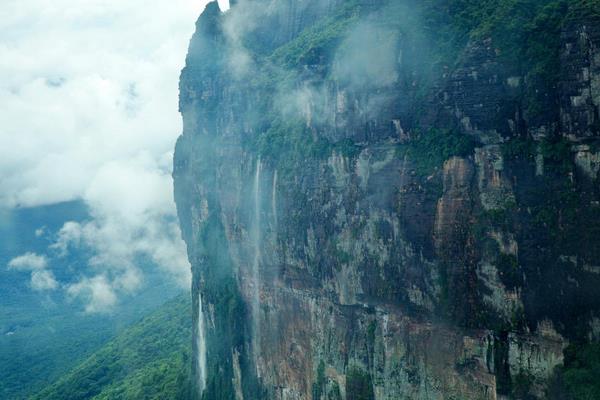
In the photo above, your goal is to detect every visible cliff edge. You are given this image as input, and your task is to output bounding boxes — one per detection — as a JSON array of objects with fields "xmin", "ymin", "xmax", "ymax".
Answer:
[{"xmin": 174, "ymin": 1, "xmax": 600, "ymax": 399}]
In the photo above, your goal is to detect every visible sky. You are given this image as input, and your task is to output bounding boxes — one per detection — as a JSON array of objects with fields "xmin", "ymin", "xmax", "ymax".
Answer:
[{"xmin": 0, "ymin": 0, "xmax": 228, "ymax": 312}]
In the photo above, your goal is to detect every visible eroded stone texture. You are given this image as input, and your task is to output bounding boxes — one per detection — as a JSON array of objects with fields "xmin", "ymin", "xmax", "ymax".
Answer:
[
  {"xmin": 560, "ymin": 20, "xmax": 600, "ymax": 139},
  {"xmin": 174, "ymin": 1, "xmax": 600, "ymax": 399}
]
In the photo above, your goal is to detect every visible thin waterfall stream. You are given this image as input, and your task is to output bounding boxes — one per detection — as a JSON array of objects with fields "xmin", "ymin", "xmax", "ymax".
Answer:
[
  {"xmin": 252, "ymin": 159, "xmax": 262, "ymax": 357},
  {"xmin": 197, "ymin": 295, "xmax": 207, "ymax": 397}
]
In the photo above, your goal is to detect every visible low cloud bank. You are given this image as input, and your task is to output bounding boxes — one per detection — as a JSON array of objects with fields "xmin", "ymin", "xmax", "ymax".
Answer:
[
  {"xmin": 1, "ymin": 0, "xmax": 211, "ymax": 311},
  {"xmin": 8, "ymin": 252, "xmax": 58, "ymax": 291}
]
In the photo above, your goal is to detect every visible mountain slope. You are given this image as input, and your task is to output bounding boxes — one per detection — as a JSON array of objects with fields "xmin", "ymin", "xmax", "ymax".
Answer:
[
  {"xmin": 31, "ymin": 294, "xmax": 192, "ymax": 400},
  {"xmin": 0, "ymin": 202, "xmax": 183, "ymax": 399}
]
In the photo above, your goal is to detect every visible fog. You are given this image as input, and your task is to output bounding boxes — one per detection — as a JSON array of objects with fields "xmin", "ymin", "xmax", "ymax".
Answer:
[{"xmin": 1, "ymin": 0, "xmax": 211, "ymax": 312}]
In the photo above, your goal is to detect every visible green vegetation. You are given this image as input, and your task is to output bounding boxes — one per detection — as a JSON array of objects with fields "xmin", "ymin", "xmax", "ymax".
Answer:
[
  {"xmin": 251, "ymin": 116, "xmax": 361, "ymax": 179},
  {"xmin": 496, "ymin": 254, "xmax": 523, "ymax": 290},
  {"xmin": 194, "ymin": 214, "xmax": 265, "ymax": 400},
  {"xmin": 501, "ymin": 137, "xmax": 537, "ymax": 161},
  {"xmin": 270, "ymin": 1, "xmax": 361, "ymax": 69},
  {"xmin": 31, "ymin": 295, "xmax": 192, "ymax": 400},
  {"xmin": 367, "ymin": 321, "xmax": 377, "ymax": 350},
  {"xmin": 201, "ymin": 277, "xmax": 248, "ymax": 400},
  {"xmin": 512, "ymin": 371, "xmax": 535, "ymax": 399},
  {"xmin": 493, "ymin": 332, "xmax": 512, "ymax": 396},
  {"xmin": 244, "ymin": 0, "xmax": 600, "ymax": 176},
  {"xmin": 397, "ymin": 128, "xmax": 477, "ymax": 176},
  {"xmin": 254, "ymin": 118, "xmax": 324, "ymax": 161},
  {"xmin": 0, "ymin": 201, "xmax": 184, "ymax": 400},
  {"xmin": 528, "ymin": 179, "xmax": 581, "ymax": 251},
  {"xmin": 539, "ymin": 136, "xmax": 574, "ymax": 174},
  {"xmin": 312, "ymin": 360, "xmax": 327, "ymax": 399},
  {"xmin": 558, "ymin": 343, "xmax": 600, "ymax": 400},
  {"xmin": 568, "ymin": 0, "xmax": 600, "ymax": 19},
  {"xmin": 91, "ymin": 352, "xmax": 191, "ymax": 400},
  {"xmin": 421, "ymin": 0, "xmax": 600, "ymax": 119},
  {"xmin": 0, "ymin": 310, "xmax": 115, "ymax": 400},
  {"xmin": 502, "ymin": 135, "xmax": 573, "ymax": 173},
  {"xmin": 328, "ymin": 382, "xmax": 342, "ymax": 400},
  {"xmin": 345, "ymin": 366, "xmax": 374, "ymax": 400}
]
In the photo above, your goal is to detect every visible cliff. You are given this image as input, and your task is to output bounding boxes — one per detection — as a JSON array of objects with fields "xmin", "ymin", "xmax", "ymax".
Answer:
[{"xmin": 173, "ymin": 1, "xmax": 600, "ymax": 399}]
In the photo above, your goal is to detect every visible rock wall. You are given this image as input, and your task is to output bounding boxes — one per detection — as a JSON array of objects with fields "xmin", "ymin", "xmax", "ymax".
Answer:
[{"xmin": 174, "ymin": 1, "xmax": 600, "ymax": 399}]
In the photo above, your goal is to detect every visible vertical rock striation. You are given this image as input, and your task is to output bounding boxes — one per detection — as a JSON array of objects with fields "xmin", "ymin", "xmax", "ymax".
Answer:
[{"xmin": 174, "ymin": 1, "xmax": 600, "ymax": 399}]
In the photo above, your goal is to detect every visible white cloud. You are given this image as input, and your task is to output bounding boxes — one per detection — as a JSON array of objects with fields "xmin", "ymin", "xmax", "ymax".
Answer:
[
  {"xmin": 67, "ymin": 275, "xmax": 118, "ymax": 314},
  {"xmin": 0, "ymin": 0, "xmax": 215, "ymax": 310},
  {"xmin": 218, "ymin": 0, "xmax": 230, "ymax": 11},
  {"xmin": 8, "ymin": 252, "xmax": 48, "ymax": 270},
  {"xmin": 8, "ymin": 252, "xmax": 59, "ymax": 291},
  {"xmin": 51, "ymin": 221, "xmax": 83, "ymax": 256},
  {"xmin": 0, "ymin": 0, "xmax": 208, "ymax": 208},
  {"xmin": 30, "ymin": 270, "xmax": 58, "ymax": 291},
  {"xmin": 51, "ymin": 155, "xmax": 192, "ymax": 290}
]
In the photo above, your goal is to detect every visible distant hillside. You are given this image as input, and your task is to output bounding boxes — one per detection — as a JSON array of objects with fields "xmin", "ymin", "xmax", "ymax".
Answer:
[
  {"xmin": 31, "ymin": 294, "xmax": 193, "ymax": 400},
  {"xmin": 0, "ymin": 201, "xmax": 183, "ymax": 399}
]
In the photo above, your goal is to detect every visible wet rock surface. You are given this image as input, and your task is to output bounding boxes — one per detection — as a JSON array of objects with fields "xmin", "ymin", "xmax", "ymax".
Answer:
[{"xmin": 174, "ymin": 1, "xmax": 600, "ymax": 399}]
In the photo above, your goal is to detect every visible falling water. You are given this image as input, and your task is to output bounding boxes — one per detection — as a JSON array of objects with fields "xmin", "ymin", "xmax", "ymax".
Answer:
[
  {"xmin": 252, "ymin": 159, "xmax": 262, "ymax": 355},
  {"xmin": 197, "ymin": 295, "xmax": 207, "ymax": 397},
  {"xmin": 272, "ymin": 169, "xmax": 278, "ymax": 228}
]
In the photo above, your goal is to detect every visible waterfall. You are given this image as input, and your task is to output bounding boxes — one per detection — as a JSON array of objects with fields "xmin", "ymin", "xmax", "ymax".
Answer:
[
  {"xmin": 252, "ymin": 159, "xmax": 262, "ymax": 356},
  {"xmin": 197, "ymin": 295, "xmax": 207, "ymax": 397},
  {"xmin": 272, "ymin": 169, "xmax": 278, "ymax": 228}
]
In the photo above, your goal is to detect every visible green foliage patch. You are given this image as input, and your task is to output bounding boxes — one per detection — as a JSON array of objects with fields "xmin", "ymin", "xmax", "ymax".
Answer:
[
  {"xmin": 560, "ymin": 343, "xmax": 600, "ymax": 400},
  {"xmin": 397, "ymin": 128, "xmax": 477, "ymax": 176},
  {"xmin": 345, "ymin": 366, "xmax": 375, "ymax": 400},
  {"xmin": 312, "ymin": 360, "xmax": 327, "ymax": 400},
  {"xmin": 270, "ymin": 1, "xmax": 362, "ymax": 69},
  {"xmin": 423, "ymin": 0, "xmax": 600, "ymax": 120},
  {"xmin": 496, "ymin": 254, "xmax": 523, "ymax": 290},
  {"xmin": 31, "ymin": 295, "xmax": 192, "ymax": 400}
]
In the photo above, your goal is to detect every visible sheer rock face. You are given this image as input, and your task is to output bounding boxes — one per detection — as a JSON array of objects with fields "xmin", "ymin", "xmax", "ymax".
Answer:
[
  {"xmin": 174, "ymin": 1, "xmax": 600, "ymax": 399},
  {"xmin": 560, "ymin": 20, "xmax": 600, "ymax": 140}
]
